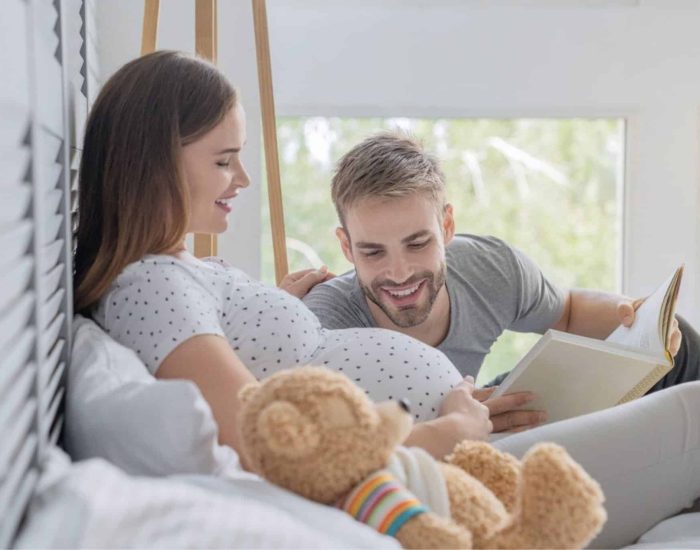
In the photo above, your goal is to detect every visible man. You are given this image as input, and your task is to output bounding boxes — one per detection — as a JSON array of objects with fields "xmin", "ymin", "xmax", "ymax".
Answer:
[{"xmin": 303, "ymin": 132, "xmax": 700, "ymax": 433}]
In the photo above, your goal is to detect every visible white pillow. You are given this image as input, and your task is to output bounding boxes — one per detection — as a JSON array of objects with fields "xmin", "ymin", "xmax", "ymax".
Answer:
[{"xmin": 64, "ymin": 315, "xmax": 241, "ymax": 477}]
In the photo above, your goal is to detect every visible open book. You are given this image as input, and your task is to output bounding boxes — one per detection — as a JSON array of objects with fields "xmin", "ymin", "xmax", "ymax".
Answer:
[{"xmin": 488, "ymin": 265, "xmax": 684, "ymax": 424}]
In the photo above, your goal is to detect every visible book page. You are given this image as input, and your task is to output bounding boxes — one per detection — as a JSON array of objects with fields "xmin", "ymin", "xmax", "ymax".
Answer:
[{"xmin": 605, "ymin": 269, "xmax": 679, "ymax": 357}]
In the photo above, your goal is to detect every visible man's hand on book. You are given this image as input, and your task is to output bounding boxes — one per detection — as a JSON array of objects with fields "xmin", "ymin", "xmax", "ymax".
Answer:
[
  {"xmin": 668, "ymin": 317, "xmax": 681, "ymax": 356},
  {"xmin": 473, "ymin": 386, "xmax": 547, "ymax": 433},
  {"xmin": 617, "ymin": 298, "xmax": 683, "ymax": 356}
]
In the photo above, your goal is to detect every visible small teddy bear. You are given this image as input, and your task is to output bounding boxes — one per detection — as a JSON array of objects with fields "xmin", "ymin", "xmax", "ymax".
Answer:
[{"xmin": 238, "ymin": 366, "xmax": 606, "ymax": 549}]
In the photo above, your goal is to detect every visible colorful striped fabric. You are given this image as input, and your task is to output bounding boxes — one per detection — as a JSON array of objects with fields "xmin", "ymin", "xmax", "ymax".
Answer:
[{"xmin": 337, "ymin": 470, "xmax": 428, "ymax": 537}]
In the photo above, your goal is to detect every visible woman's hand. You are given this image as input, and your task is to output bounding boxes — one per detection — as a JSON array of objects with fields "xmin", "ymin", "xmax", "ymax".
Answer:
[
  {"xmin": 438, "ymin": 375, "xmax": 494, "ymax": 439},
  {"xmin": 278, "ymin": 266, "xmax": 335, "ymax": 299},
  {"xmin": 405, "ymin": 376, "xmax": 493, "ymax": 459}
]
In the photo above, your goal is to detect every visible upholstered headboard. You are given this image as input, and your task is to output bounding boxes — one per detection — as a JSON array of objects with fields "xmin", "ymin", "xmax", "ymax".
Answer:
[{"xmin": 0, "ymin": 0, "xmax": 96, "ymax": 545}]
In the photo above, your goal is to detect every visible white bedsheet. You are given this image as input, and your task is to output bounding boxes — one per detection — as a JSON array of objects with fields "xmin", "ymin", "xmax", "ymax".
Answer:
[{"xmin": 15, "ymin": 449, "xmax": 398, "ymax": 549}]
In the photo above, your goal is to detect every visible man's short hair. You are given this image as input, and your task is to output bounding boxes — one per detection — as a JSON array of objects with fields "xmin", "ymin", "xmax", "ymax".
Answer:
[{"xmin": 331, "ymin": 132, "xmax": 447, "ymax": 227}]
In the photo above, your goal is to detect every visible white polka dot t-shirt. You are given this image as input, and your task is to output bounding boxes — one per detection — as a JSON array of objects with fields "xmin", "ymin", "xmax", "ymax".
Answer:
[{"xmin": 94, "ymin": 253, "xmax": 463, "ymax": 421}]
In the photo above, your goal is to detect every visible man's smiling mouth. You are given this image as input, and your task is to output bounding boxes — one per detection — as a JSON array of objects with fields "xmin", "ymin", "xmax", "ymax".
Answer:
[{"xmin": 380, "ymin": 280, "xmax": 426, "ymax": 304}]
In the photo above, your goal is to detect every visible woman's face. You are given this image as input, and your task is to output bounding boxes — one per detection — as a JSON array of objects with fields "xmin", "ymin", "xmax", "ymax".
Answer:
[{"xmin": 181, "ymin": 103, "xmax": 250, "ymax": 234}]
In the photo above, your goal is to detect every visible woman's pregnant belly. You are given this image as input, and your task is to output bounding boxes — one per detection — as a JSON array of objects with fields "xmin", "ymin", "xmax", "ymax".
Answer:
[{"xmin": 309, "ymin": 328, "xmax": 463, "ymax": 422}]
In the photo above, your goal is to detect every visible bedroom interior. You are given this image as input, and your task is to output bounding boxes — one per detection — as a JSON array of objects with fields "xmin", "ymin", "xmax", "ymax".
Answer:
[{"xmin": 2, "ymin": 0, "xmax": 700, "ymax": 547}]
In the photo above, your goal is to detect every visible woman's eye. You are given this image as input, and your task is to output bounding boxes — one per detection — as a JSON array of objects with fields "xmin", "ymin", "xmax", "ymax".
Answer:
[{"xmin": 216, "ymin": 162, "xmax": 230, "ymax": 168}]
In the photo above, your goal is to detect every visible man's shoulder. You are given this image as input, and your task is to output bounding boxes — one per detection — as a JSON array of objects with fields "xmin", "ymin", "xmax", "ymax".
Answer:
[
  {"xmin": 303, "ymin": 270, "xmax": 372, "ymax": 329},
  {"xmin": 446, "ymin": 234, "xmax": 515, "ymax": 269},
  {"xmin": 447, "ymin": 233, "xmax": 511, "ymax": 254},
  {"xmin": 303, "ymin": 269, "xmax": 364, "ymax": 313},
  {"xmin": 305, "ymin": 269, "xmax": 359, "ymax": 300}
]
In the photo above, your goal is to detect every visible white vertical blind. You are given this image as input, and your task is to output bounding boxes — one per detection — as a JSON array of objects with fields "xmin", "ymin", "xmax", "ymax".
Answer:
[
  {"xmin": 0, "ymin": 0, "xmax": 89, "ymax": 545},
  {"xmin": 29, "ymin": 0, "xmax": 69, "ymax": 467},
  {"xmin": 0, "ymin": 0, "xmax": 39, "ymax": 544}
]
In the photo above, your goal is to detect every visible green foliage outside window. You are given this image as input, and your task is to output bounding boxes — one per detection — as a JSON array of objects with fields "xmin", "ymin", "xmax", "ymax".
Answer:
[{"xmin": 262, "ymin": 117, "xmax": 623, "ymax": 384}]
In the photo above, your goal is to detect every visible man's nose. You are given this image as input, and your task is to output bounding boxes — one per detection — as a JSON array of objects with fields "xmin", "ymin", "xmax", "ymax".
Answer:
[{"xmin": 385, "ymin": 255, "xmax": 412, "ymax": 282}]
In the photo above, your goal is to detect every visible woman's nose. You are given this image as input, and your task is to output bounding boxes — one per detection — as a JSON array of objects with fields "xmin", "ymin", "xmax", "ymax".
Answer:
[{"xmin": 234, "ymin": 160, "xmax": 251, "ymax": 188}]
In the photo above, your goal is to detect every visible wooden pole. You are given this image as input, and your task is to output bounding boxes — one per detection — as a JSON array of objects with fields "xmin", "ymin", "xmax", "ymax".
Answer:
[
  {"xmin": 252, "ymin": 0, "xmax": 288, "ymax": 284},
  {"xmin": 140, "ymin": 0, "xmax": 160, "ymax": 55},
  {"xmin": 194, "ymin": 0, "xmax": 218, "ymax": 258}
]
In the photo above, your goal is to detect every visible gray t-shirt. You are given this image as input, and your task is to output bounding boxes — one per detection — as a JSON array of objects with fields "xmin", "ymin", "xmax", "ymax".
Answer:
[{"xmin": 303, "ymin": 234, "xmax": 565, "ymax": 378}]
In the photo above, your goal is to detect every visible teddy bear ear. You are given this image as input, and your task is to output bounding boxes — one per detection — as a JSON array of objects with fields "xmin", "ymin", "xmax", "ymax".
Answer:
[
  {"xmin": 238, "ymin": 381, "xmax": 261, "ymax": 405},
  {"xmin": 318, "ymin": 395, "xmax": 358, "ymax": 429},
  {"xmin": 257, "ymin": 401, "xmax": 320, "ymax": 459}
]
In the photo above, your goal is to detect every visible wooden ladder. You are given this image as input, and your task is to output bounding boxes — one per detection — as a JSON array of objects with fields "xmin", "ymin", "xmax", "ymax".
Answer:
[{"xmin": 141, "ymin": 0, "xmax": 289, "ymax": 283}]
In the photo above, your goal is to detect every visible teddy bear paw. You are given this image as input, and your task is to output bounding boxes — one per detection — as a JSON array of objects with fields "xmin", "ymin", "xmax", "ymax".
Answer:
[
  {"xmin": 486, "ymin": 442, "xmax": 606, "ymax": 549},
  {"xmin": 446, "ymin": 440, "xmax": 521, "ymax": 513}
]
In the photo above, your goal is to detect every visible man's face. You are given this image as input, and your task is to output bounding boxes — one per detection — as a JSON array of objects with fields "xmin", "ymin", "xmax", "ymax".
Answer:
[{"xmin": 337, "ymin": 193, "xmax": 454, "ymax": 328}]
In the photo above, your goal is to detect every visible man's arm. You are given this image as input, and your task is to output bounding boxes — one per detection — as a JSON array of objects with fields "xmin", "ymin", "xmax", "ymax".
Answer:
[
  {"xmin": 551, "ymin": 288, "xmax": 634, "ymax": 339},
  {"xmin": 553, "ymin": 288, "xmax": 683, "ymax": 355}
]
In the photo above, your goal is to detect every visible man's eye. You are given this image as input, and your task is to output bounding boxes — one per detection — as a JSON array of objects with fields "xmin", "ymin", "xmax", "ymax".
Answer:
[
  {"xmin": 363, "ymin": 250, "xmax": 381, "ymax": 258},
  {"xmin": 408, "ymin": 240, "xmax": 429, "ymax": 249}
]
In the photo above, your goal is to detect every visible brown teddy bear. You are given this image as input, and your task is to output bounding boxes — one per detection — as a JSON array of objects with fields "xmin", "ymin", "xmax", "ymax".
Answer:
[{"xmin": 238, "ymin": 366, "xmax": 606, "ymax": 549}]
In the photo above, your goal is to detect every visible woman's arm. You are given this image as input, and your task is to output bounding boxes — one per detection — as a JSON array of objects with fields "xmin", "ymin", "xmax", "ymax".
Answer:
[
  {"xmin": 404, "ymin": 376, "xmax": 494, "ymax": 459},
  {"xmin": 156, "ymin": 334, "xmax": 256, "ymax": 467}
]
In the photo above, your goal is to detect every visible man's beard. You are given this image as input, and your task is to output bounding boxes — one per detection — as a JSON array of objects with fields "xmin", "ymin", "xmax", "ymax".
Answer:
[{"xmin": 360, "ymin": 265, "xmax": 446, "ymax": 329}]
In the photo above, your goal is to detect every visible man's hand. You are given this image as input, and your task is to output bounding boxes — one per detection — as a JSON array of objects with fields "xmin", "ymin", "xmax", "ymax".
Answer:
[
  {"xmin": 278, "ymin": 266, "xmax": 335, "ymax": 299},
  {"xmin": 473, "ymin": 386, "xmax": 546, "ymax": 433},
  {"xmin": 617, "ymin": 298, "xmax": 682, "ymax": 356}
]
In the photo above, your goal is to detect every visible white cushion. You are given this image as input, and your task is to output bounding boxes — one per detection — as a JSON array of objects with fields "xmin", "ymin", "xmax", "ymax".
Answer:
[{"xmin": 64, "ymin": 315, "xmax": 241, "ymax": 477}]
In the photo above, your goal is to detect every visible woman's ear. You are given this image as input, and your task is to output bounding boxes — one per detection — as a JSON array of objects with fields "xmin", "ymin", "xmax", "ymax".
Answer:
[{"xmin": 336, "ymin": 227, "xmax": 354, "ymax": 264}]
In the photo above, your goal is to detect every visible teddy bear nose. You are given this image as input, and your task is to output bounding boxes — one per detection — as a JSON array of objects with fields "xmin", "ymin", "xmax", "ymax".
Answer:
[{"xmin": 398, "ymin": 398, "xmax": 411, "ymax": 413}]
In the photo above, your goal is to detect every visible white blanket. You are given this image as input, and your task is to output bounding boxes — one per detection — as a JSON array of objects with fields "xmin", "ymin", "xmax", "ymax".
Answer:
[{"xmin": 16, "ymin": 449, "xmax": 399, "ymax": 549}]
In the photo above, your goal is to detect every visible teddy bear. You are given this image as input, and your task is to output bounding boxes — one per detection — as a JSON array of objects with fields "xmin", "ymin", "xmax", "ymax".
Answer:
[{"xmin": 238, "ymin": 366, "xmax": 607, "ymax": 549}]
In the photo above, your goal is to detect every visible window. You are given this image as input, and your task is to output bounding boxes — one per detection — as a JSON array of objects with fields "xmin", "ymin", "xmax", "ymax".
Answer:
[{"xmin": 263, "ymin": 117, "xmax": 624, "ymax": 382}]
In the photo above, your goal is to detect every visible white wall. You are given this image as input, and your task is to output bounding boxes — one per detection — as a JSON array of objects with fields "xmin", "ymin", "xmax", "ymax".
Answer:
[{"xmin": 96, "ymin": 0, "xmax": 700, "ymax": 324}]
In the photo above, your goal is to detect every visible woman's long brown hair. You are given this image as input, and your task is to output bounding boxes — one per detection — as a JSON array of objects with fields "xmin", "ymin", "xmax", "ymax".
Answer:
[{"xmin": 74, "ymin": 51, "xmax": 236, "ymax": 314}]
